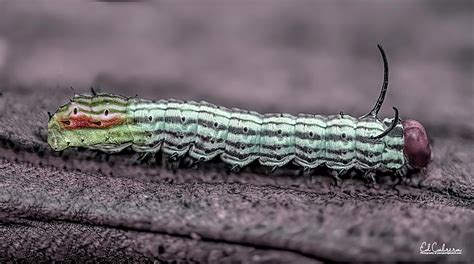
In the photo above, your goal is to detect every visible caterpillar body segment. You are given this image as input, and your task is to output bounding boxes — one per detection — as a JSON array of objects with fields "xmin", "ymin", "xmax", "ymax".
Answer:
[
  {"xmin": 47, "ymin": 45, "xmax": 432, "ymax": 175},
  {"xmin": 48, "ymin": 94, "xmax": 404, "ymax": 172}
]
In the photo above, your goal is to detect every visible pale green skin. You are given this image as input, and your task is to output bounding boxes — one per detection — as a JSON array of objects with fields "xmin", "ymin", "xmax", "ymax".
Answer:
[{"xmin": 48, "ymin": 93, "xmax": 406, "ymax": 173}]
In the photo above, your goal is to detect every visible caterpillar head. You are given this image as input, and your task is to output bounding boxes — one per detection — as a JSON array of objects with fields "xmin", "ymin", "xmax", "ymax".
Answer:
[
  {"xmin": 402, "ymin": 119, "xmax": 431, "ymax": 169},
  {"xmin": 47, "ymin": 93, "xmax": 129, "ymax": 151},
  {"xmin": 363, "ymin": 45, "xmax": 432, "ymax": 170}
]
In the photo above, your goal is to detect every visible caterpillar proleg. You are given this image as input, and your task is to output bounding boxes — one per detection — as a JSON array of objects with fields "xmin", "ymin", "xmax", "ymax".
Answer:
[{"xmin": 47, "ymin": 45, "xmax": 431, "ymax": 176}]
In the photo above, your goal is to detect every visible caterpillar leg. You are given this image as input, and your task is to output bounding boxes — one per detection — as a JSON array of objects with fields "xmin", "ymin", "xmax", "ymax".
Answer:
[
  {"xmin": 391, "ymin": 166, "xmax": 408, "ymax": 188},
  {"xmin": 263, "ymin": 165, "xmax": 279, "ymax": 175},
  {"xmin": 160, "ymin": 153, "xmax": 181, "ymax": 171},
  {"xmin": 93, "ymin": 151, "xmax": 104, "ymax": 161},
  {"xmin": 397, "ymin": 166, "xmax": 408, "ymax": 177},
  {"xmin": 168, "ymin": 152, "xmax": 180, "ymax": 161},
  {"xmin": 363, "ymin": 171, "xmax": 377, "ymax": 187},
  {"xmin": 136, "ymin": 152, "xmax": 158, "ymax": 166},
  {"xmin": 330, "ymin": 169, "xmax": 348, "ymax": 186},
  {"xmin": 392, "ymin": 170, "xmax": 404, "ymax": 185},
  {"xmin": 166, "ymin": 159, "xmax": 181, "ymax": 171},
  {"xmin": 91, "ymin": 151, "xmax": 111, "ymax": 163},
  {"xmin": 389, "ymin": 167, "xmax": 408, "ymax": 195},
  {"xmin": 300, "ymin": 166, "xmax": 313, "ymax": 177},
  {"xmin": 137, "ymin": 152, "xmax": 150, "ymax": 162},
  {"xmin": 291, "ymin": 161, "xmax": 313, "ymax": 177},
  {"xmin": 229, "ymin": 164, "xmax": 241, "ymax": 173},
  {"xmin": 390, "ymin": 171, "xmax": 403, "ymax": 195},
  {"xmin": 181, "ymin": 156, "xmax": 200, "ymax": 169}
]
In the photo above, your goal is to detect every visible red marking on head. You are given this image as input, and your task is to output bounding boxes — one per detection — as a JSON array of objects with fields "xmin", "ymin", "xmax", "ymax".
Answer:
[
  {"xmin": 403, "ymin": 119, "xmax": 431, "ymax": 169},
  {"xmin": 60, "ymin": 114, "xmax": 124, "ymax": 130}
]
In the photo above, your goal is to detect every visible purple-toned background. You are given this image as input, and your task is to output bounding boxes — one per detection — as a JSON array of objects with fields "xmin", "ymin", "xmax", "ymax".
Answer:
[
  {"xmin": 0, "ymin": 1, "xmax": 472, "ymax": 263},
  {"xmin": 0, "ymin": 1, "xmax": 472, "ymax": 125}
]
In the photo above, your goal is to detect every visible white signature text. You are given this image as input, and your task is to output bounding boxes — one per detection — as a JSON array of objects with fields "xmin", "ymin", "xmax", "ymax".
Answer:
[{"xmin": 420, "ymin": 242, "xmax": 462, "ymax": 255}]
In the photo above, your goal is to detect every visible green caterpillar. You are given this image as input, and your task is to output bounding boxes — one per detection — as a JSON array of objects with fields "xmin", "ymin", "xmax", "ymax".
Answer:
[{"xmin": 47, "ymin": 45, "xmax": 431, "ymax": 177}]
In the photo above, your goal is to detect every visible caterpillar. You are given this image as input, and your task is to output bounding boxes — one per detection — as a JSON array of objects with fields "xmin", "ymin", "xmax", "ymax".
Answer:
[{"xmin": 47, "ymin": 45, "xmax": 431, "ymax": 178}]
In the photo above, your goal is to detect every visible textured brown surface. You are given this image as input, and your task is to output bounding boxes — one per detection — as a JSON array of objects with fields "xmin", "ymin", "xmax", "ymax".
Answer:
[{"xmin": 0, "ymin": 1, "xmax": 473, "ymax": 263}]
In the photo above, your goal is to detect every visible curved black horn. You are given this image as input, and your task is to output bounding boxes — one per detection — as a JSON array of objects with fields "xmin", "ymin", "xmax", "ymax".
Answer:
[
  {"xmin": 361, "ymin": 44, "xmax": 389, "ymax": 119},
  {"xmin": 371, "ymin": 107, "xmax": 399, "ymax": 139}
]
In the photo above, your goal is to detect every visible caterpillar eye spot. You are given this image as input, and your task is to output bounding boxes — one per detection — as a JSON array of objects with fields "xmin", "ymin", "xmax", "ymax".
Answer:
[
  {"xmin": 243, "ymin": 127, "xmax": 248, "ymax": 133},
  {"xmin": 239, "ymin": 154, "xmax": 244, "ymax": 159},
  {"xmin": 148, "ymin": 133, "xmax": 152, "ymax": 138},
  {"xmin": 277, "ymin": 129, "xmax": 282, "ymax": 135},
  {"xmin": 104, "ymin": 109, "xmax": 109, "ymax": 116},
  {"xmin": 148, "ymin": 116, "xmax": 153, "ymax": 121},
  {"xmin": 177, "ymin": 144, "xmax": 182, "ymax": 149},
  {"xmin": 148, "ymin": 143, "xmax": 154, "ymax": 147},
  {"xmin": 199, "ymin": 157, "xmax": 205, "ymax": 161},
  {"xmin": 181, "ymin": 116, "xmax": 186, "ymax": 122},
  {"xmin": 81, "ymin": 138, "xmax": 85, "ymax": 142},
  {"xmin": 214, "ymin": 122, "xmax": 218, "ymax": 128},
  {"xmin": 210, "ymin": 139, "xmax": 215, "ymax": 144},
  {"xmin": 276, "ymin": 146, "xmax": 281, "ymax": 150},
  {"xmin": 73, "ymin": 108, "xmax": 78, "ymax": 115},
  {"xmin": 93, "ymin": 121, "xmax": 102, "ymax": 126},
  {"xmin": 240, "ymin": 144, "xmax": 245, "ymax": 150},
  {"xmin": 61, "ymin": 120, "xmax": 71, "ymax": 126},
  {"xmin": 309, "ymin": 132, "xmax": 314, "ymax": 138},
  {"xmin": 342, "ymin": 133, "xmax": 346, "ymax": 139},
  {"xmin": 308, "ymin": 150, "xmax": 313, "ymax": 154}
]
